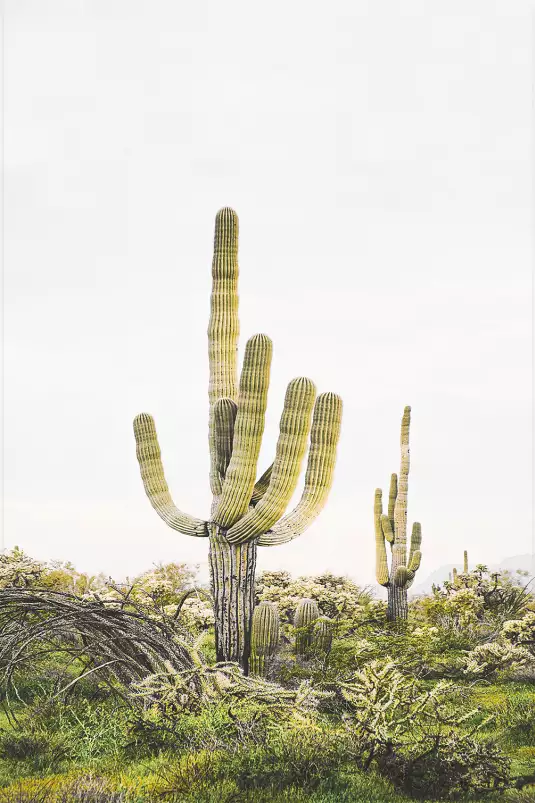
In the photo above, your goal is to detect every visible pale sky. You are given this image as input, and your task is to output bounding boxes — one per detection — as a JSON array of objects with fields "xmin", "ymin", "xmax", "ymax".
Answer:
[{"xmin": 3, "ymin": 1, "xmax": 533, "ymax": 588}]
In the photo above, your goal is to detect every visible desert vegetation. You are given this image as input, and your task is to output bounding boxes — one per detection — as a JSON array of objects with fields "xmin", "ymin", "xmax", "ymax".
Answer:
[
  {"xmin": 1, "ymin": 209, "xmax": 532, "ymax": 801},
  {"xmin": 0, "ymin": 547, "xmax": 533, "ymax": 802}
]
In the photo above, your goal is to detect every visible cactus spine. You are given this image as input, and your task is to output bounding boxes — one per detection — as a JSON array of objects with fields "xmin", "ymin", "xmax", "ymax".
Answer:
[
  {"xmin": 294, "ymin": 598, "xmax": 320, "ymax": 658},
  {"xmin": 374, "ymin": 406, "xmax": 422, "ymax": 622},
  {"xmin": 250, "ymin": 601, "xmax": 280, "ymax": 676},
  {"xmin": 133, "ymin": 209, "xmax": 342, "ymax": 672}
]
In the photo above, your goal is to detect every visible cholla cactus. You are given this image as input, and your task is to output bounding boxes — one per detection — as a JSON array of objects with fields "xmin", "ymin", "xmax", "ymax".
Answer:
[
  {"xmin": 250, "ymin": 601, "xmax": 280, "ymax": 676},
  {"xmin": 133, "ymin": 209, "xmax": 342, "ymax": 673},
  {"xmin": 374, "ymin": 406, "xmax": 422, "ymax": 622},
  {"xmin": 295, "ymin": 598, "xmax": 320, "ymax": 657}
]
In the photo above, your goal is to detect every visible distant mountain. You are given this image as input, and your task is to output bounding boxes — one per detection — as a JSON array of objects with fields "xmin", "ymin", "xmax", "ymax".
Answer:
[{"xmin": 410, "ymin": 554, "xmax": 533, "ymax": 597}]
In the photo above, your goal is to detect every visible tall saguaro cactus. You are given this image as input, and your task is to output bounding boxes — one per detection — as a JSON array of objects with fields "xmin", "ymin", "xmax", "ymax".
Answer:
[
  {"xmin": 374, "ymin": 406, "xmax": 422, "ymax": 622},
  {"xmin": 133, "ymin": 209, "xmax": 342, "ymax": 673}
]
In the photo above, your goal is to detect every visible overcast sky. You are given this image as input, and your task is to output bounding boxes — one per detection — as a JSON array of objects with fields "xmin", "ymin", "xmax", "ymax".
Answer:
[{"xmin": 3, "ymin": 1, "xmax": 532, "ymax": 588}]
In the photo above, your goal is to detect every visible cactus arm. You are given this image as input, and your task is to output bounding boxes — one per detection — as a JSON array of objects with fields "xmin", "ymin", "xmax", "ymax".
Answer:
[
  {"xmin": 208, "ymin": 208, "xmax": 240, "ymax": 495},
  {"xmin": 407, "ymin": 550, "xmax": 422, "ymax": 573},
  {"xmin": 226, "ymin": 378, "xmax": 316, "ymax": 544},
  {"xmin": 213, "ymin": 398, "xmax": 237, "ymax": 484},
  {"xmin": 133, "ymin": 414, "xmax": 208, "ymax": 537},
  {"xmin": 407, "ymin": 522, "xmax": 422, "ymax": 569},
  {"xmin": 213, "ymin": 334, "xmax": 273, "ymax": 528},
  {"xmin": 250, "ymin": 463, "xmax": 273, "ymax": 505},
  {"xmin": 388, "ymin": 473, "xmax": 397, "ymax": 535},
  {"xmin": 380, "ymin": 513, "xmax": 395, "ymax": 544},
  {"xmin": 375, "ymin": 490, "xmax": 390, "ymax": 586},
  {"xmin": 256, "ymin": 392, "xmax": 342, "ymax": 546}
]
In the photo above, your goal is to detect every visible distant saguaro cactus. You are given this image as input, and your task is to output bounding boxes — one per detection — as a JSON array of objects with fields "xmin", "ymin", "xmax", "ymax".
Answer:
[
  {"xmin": 250, "ymin": 601, "xmax": 280, "ymax": 676},
  {"xmin": 453, "ymin": 567, "xmax": 459, "ymax": 585},
  {"xmin": 464, "ymin": 550, "xmax": 469, "ymax": 574},
  {"xmin": 294, "ymin": 598, "xmax": 320, "ymax": 658},
  {"xmin": 374, "ymin": 406, "xmax": 422, "ymax": 622},
  {"xmin": 133, "ymin": 209, "xmax": 342, "ymax": 673}
]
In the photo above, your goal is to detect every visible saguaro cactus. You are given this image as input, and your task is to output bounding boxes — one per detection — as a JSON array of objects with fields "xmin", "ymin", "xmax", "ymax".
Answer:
[
  {"xmin": 374, "ymin": 406, "xmax": 422, "ymax": 622},
  {"xmin": 463, "ymin": 550, "xmax": 469, "ymax": 574},
  {"xmin": 294, "ymin": 598, "xmax": 320, "ymax": 657},
  {"xmin": 133, "ymin": 209, "xmax": 342, "ymax": 673},
  {"xmin": 250, "ymin": 601, "xmax": 280, "ymax": 676}
]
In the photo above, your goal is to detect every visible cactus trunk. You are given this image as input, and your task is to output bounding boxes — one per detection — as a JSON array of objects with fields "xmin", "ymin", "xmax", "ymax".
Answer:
[
  {"xmin": 387, "ymin": 585, "xmax": 408, "ymax": 621},
  {"xmin": 208, "ymin": 526, "xmax": 257, "ymax": 673}
]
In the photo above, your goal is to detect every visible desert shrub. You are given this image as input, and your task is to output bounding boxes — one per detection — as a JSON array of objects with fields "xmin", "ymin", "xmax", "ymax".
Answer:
[
  {"xmin": 502, "ymin": 612, "xmax": 535, "ymax": 657},
  {"xmin": 458, "ymin": 641, "xmax": 531, "ymax": 680},
  {"xmin": 417, "ymin": 569, "xmax": 534, "ymax": 647},
  {"xmin": 328, "ymin": 658, "xmax": 510, "ymax": 798}
]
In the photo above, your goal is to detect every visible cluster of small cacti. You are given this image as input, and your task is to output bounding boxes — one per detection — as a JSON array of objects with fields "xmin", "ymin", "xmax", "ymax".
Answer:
[
  {"xmin": 133, "ymin": 209, "xmax": 343, "ymax": 673},
  {"xmin": 250, "ymin": 601, "xmax": 280, "ymax": 676},
  {"xmin": 374, "ymin": 407, "xmax": 422, "ymax": 622}
]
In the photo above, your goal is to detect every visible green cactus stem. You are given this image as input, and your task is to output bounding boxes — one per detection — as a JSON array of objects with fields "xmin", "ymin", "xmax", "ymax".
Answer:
[
  {"xmin": 313, "ymin": 616, "xmax": 334, "ymax": 654},
  {"xmin": 463, "ymin": 550, "xmax": 469, "ymax": 574},
  {"xmin": 133, "ymin": 209, "xmax": 343, "ymax": 672},
  {"xmin": 453, "ymin": 567, "xmax": 458, "ymax": 585},
  {"xmin": 294, "ymin": 598, "xmax": 320, "ymax": 658},
  {"xmin": 374, "ymin": 406, "xmax": 422, "ymax": 623},
  {"xmin": 250, "ymin": 601, "xmax": 280, "ymax": 676}
]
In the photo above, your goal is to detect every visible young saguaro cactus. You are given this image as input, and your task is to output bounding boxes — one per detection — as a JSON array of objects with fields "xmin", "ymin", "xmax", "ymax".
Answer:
[
  {"xmin": 463, "ymin": 550, "xmax": 469, "ymax": 574},
  {"xmin": 133, "ymin": 209, "xmax": 343, "ymax": 673},
  {"xmin": 374, "ymin": 406, "xmax": 422, "ymax": 622},
  {"xmin": 250, "ymin": 601, "xmax": 280, "ymax": 676},
  {"xmin": 294, "ymin": 598, "xmax": 320, "ymax": 658}
]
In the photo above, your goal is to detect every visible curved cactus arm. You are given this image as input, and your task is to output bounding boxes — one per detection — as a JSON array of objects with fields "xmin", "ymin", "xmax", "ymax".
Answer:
[
  {"xmin": 250, "ymin": 463, "xmax": 273, "ymax": 505},
  {"xmin": 407, "ymin": 522, "xmax": 422, "ymax": 569},
  {"xmin": 213, "ymin": 334, "xmax": 272, "ymax": 528},
  {"xmin": 133, "ymin": 414, "xmax": 208, "ymax": 537},
  {"xmin": 380, "ymin": 513, "xmax": 394, "ymax": 545},
  {"xmin": 388, "ymin": 473, "xmax": 397, "ymax": 534},
  {"xmin": 226, "ymin": 378, "xmax": 316, "ymax": 544},
  {"xmin": 375, "ymin": 490, "xmax": 390, "ymax": 586},
  {"xmin": 208, "ymin": 208, "xmax": 240, "ymax": 495},
  {"xmin": 213, "ymin": 398, "xmax": 237, "ymax": 484},
  {"xmin": 256, "ymin": 393, "xmax": 343, "ymax": 546},
  {"xmin": 408, "ymin": 550, "xmax": 422, "ymax": 573}
]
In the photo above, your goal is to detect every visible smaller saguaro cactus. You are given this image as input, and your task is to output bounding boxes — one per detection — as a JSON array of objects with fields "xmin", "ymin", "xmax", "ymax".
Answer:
[
  {"xmin": 374, "ymin": 406, "xmax": 422, "ymax": 622},
  {"xmin": 250, "ymin": 601, "xmax": 280, "ymax": 676},
  {"xmin": 463, "ymin": 550, "xmax": 469, "ymax": 574},
  {"xmin": 313, "ymin": 616, "xmax": 334, "ymax": 654},
  {"xmin": 453, "ymin": 567, "xmax": 459, "ymax": 585},
  {"xmin": 294, "ymin": 598, "xmax": 320, "ymax": 658}
]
